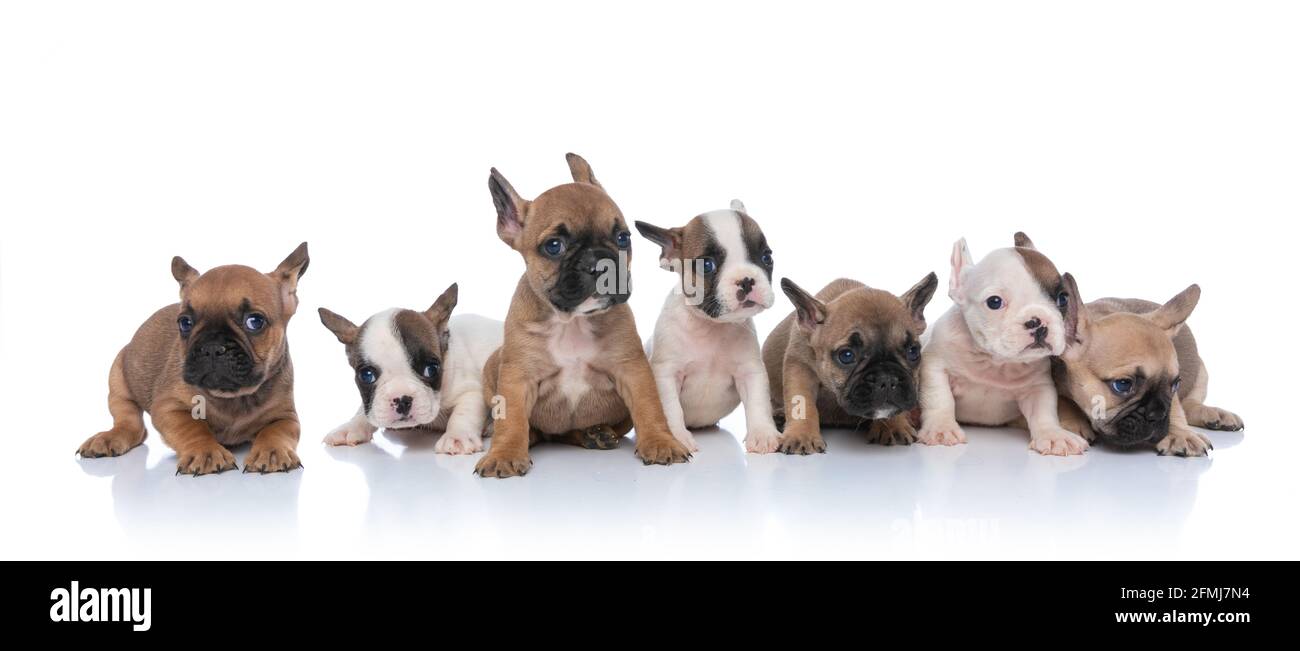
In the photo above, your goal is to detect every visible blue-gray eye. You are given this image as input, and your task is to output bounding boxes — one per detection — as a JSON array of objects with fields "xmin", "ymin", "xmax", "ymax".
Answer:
[
  {"xmin": 543, "ymin": 238, "xmax": 564, "ymax": 257},
  {"xmin": 701, "ymin": 258, "xmax": 716, "ymax": 274},
  {"xmin": 986, "ymin": 296, "xmax": 1003, "ymax": 310},
  {"xmin": 616, "ymin": 232, "xmax": 631, "ymax": 249},
  {"xmin": 1171, "ymin": 377, "xmax": 1181, "ymax": 394},
  {"xmin": 421, "ymin": 361, "xmax": 439, "ymax": 379},
  {"xmin": 358, "ymin": 367, "xmax": 378, "ymax": 385},
  {"xmin": 906, "ymin": 343, "xmax": 921, "ymax": 363},
  {"xmin": 761, "ymin": 250, "xmax": 773, "ymax": 267},
  {"xmin": 244, "ymin": 314, "xmax": 266, "ymax": 332},
  {"xmin": 178, "ymin": 315, "xmax": 194, "ymax": 334},
  {"xmin": 836, "ymin": 347, "xmax": 856, "ymax": 365},
  {"xmin": 1056, "ymin": 291, "xmax": 1069, "ymax": 309},
  {"xmin": 1109, "ymin": 378, "xmax": 1134, "ymax": 395}
]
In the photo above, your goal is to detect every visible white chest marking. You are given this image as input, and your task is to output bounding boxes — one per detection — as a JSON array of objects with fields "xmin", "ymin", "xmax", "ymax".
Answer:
[{"xmin": 547, "ymin": 317, "xmax": 602, "ymax": 407}]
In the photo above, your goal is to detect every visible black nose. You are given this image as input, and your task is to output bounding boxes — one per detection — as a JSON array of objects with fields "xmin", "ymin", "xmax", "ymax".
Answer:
[
  {"xmin": 1024, "ymin": 317, "xmax": 1042, "ymax": 330},
  {"xmin": 394, "ymin": 395, "xmax": 413, "ymax": 416},
  {"xmin": 198, "ymin": 341, "xmax": 229, "ymax": 358},
  {"xmin": 1033, "ymin": 326, "xmax": 1048, "ymax": 341},
  {"xmin": 738, "ymin": 277, "xmax": 755, "ymax": 293}
]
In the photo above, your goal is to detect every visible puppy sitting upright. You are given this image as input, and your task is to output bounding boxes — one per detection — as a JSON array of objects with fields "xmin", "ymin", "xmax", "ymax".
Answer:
[
  {"xmin": 1052, "ymin": 276, "xmax": 1243, "ymax": 456},
  {"xmin": 762, "ymin": 274, "xmax": 938, "ymax": 454},
  {"xmin": 918, "ymin": 233, "xmax": 1086, "ymax": 455},
  {"xmin": 318, "ymin": 284, "xmax": 505, "ymax": 454},
  {"xmin": 78, "ymin": 244, "xmax": 311, "ymax": 475},
  {"xmin": 636, "ymin": 200, "xmax": 782, "ymax": 453},
  {"xmin": 476, "ymin": 153, "xmax": 690, "ymax": 478}
]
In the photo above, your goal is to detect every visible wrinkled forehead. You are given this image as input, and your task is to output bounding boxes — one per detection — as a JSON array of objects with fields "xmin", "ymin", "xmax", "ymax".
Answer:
[
  {"xmin": 185, "ymin": 265, "xmax": 279, "ymax": 313},
  {"xmin": 1087, "ymin": 314, "xmax": 1180, "ymax": 375},
  {"xmin": 820, "ymin": 290, "xmax": 911, "ymax": 346},
  {"xmin": 971, "ymin": 248, "xmax": 1062, "ymax": 301},
  {"xmin": 681, "ymin": 210, "xmax": 768, "ymax": 262},
  {"xmin": 526, "ymin": 183, "xmax": 624, "ymax": 237}
]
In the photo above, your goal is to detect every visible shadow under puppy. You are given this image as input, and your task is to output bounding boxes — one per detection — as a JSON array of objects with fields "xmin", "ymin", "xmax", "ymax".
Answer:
[
  {"xmin": 78, "ymin": 243, "xmax": 311, "ymax": 475},
  {"xmin": 318, "ymin": 283, "xmax": 504, "ymax": 454},
  {"xmin": 636, "ymin": 200, "xmax": 783, "ymax": 454},
  {"xmin": 1052, "ymin": 276, "xmax": 1243, "ymax": 456},
  {"xmin": 476, "ymin": 153, "xmax": 691, "ymax": 478},
  {"xmin": 762, "ymin": 274, "xmax": 938, "ymax": 454}
]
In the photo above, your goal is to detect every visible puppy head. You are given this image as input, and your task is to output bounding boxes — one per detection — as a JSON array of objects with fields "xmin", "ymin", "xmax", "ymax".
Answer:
[
  {"xmin": 634, "ymin": 199, "xmax": 775, "ymax": 322},
  {"xmin": 173, "ymin": 243, "xmax": 309, "ymax": 398},
  {"xmin": 318, "ymin": 283, "xmax": 458, "ymax": 429},
  {"xmin": 947, "ymin": 232, "xmax": 1075, "ymax": 361},
  {"xmin": 488, "ymin": 153, "xmax": 633, "ymax": 316},
  {"xmin": 1057, "ymin": 278, "xmax": 1199, "ymax": 447},
  {"xmin": 782, "ymin": 273, "xmax": 938, "ymax": 420}
]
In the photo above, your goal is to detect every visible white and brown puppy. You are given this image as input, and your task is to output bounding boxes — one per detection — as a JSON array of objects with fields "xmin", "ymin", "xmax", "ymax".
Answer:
[
  {"xmin": 1053, "ymin": 276, "xmax": 1243, "ymax": 456},
  {"xmin": 635, "ymin": 200, "xmax": 782, "ymax": 453},
  {"xmin": 318, "ymin": 284, "xmax": 504, "ymax": 455},
  {"xmin": 918, "ymin": 233, "xmax": 1087, "ymax": 455}
]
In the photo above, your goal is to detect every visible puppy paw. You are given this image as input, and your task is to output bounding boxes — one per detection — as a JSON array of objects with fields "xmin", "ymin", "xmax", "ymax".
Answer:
[
  {"xmin": 323, "ymin": 423, "xmax": 374, "ymax": 447},
  {"xmin": 474, "ymin": 450, "xmax": 533, "ymax": 478},
  {"xmin": 580, "ymin": 424, "xmax": 624, "ymax": 450},
  {"xmin": 917, "ymin": 421, "xmax": 966, "ymax": 446},
  {"xmin": 868, "ymin": 418, "xmax": 917, "ymax": 446},
  {"xmin": 635, "ymin": 434, "xmax": 691, "ymax": 466},
  {"xmin": 671, "ymin": 427, "xmax": 700, "ymax": 453},
  {"xmin": 1156, "ymin": 430, "xmax": 1212, "ymax": 457},
  {"xmin": 1028, "ymin": 429, "xmax": 1089, "ymax": 456},
  {"xmin": 1191, "ymin": 406, "xmax": 1244, "ymax": 432},
  {"xmin": 435, "ymin": 431, "xmax": 484, "ymax": 455},
  {"xmin": 744, "ymin": 428, "xmax": 782, "ymax": 454},
  {"xmin": 778, "ymin": 432, "xmax": 826, "ymax": 455},
  {"xmin": 175, "ymin": 442, "xmax": 238, "ymax": 476},
  {"xmin": 243, "ymin": 441, "xmax": 302, "ymax": 474},
  {"xmin": 77, "ymin": 428, "xmax": 143, "ymax": 458}
]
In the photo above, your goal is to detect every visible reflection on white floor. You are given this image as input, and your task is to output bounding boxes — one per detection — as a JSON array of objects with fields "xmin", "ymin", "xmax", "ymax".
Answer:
[{"xmin": 54, "ymin": 408, "xmax": 1259, "ymax": 560}]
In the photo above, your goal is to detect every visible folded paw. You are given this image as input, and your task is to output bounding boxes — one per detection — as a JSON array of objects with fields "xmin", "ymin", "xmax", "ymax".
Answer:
[
  {"xmin": 917, "ymin": 420, "xmax": 966, "ymax": 446},
  {"xmin": 435, "ymin": 431, "xmax": 484, "ymax": 455},
  {"xmin": 1029, "ymin": 429, "xmax": 1089, "ymax": 456},
  {"xmin": 1156, "ymin": 430, "xmax": 1212, "ymax": 457},
  {"xmin": 744, "ymin": 428, "xmax": 782, "ymax": 454}
]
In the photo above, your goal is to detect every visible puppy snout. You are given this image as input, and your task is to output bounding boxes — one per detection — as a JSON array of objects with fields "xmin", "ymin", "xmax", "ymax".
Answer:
[
  {"xmin": 393, "ymin": 395, "xmax": 414, "ymax": 417},
  {"xmin": 1033, "ymin": 325, "xmax": 1048, "ymax": 342},
  {"xmin": 1024, "ymin": 317, "xmax": 1042, "ymax": 330}
]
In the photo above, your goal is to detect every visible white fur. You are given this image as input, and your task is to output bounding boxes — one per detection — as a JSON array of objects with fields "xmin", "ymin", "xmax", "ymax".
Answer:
[
  {"xmin": 701, "ymin": 210, "xmax": 775, "ymax": 321},
  {"xmin": 918, "ymin": 242, "xmax": 1088, "ymax": 456},
  {"xmin": 546, "ymin": 314, "xmax": 603, "ymax": 408}
]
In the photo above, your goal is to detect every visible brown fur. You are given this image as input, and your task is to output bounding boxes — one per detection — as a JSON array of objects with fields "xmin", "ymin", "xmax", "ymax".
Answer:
[{"xmin": 78, "ymin": 244, "xmax": 310, "ymax": 475}]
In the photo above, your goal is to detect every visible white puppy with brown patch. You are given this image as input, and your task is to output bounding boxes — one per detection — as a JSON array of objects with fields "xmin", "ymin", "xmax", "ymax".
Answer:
[
  {"xmin": 318, "ymin": 284, "xmax": 504, "ymax": 454},
  {"xmin": 918, "ymin": 233, "xmax": 1088, "ymax": 456},
  {"xmin": 635, "ymin": 200, "xmax": 782, "ymax": 453}
]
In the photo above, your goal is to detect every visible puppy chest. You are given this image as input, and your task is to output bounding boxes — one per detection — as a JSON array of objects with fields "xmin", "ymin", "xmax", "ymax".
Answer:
[
  {"xmin": 950, "ymin": 376, "xmax": 1022, "ymax": 426},
  {"xmin": 544, "ymin": 319, "xmax": 609, "ymax": 407}
]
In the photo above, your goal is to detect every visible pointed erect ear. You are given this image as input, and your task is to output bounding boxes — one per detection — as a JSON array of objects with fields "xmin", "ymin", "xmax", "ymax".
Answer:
[
  {"xmin": 171, "ymin": 256, "xmax": 200, "ymax": 295},
  {"xmin": 565, "ymin": 152, "xmax": 602, "ymax": 188},
  {"xmin": 489, "ymin": 168, "xmax": 528, "ymax": 248},
  {"xmin": 900, "ymin": 272, "xmax": 939, "ymax": 333},
  {"xmin": 318, "ymin": 308, "xmax": 359, "ymax": 345},
  {"xmin": 780, "ymin": 278, "xmax": 827, "ymax": 331},
  {"xmin": 1144, "ymin": 284, "xmax": 1200, "ymax": 336},
  {"xmin": 1014, "ymin": 232, "xmax": 1036, "ymax": 249},
  {"xmin": 730, "ymin": 199, "xmax": 747, "ymax": 213},
  {"xmin": 948, "ymin": 238, "xmax": 974, "ymax": 301},
  {"xmin": 1060, "ymin": 273, "xmax": 1089, "ymax": 356},
  {"xmin": 270, "ymin": 242, "xmax": 310, "ymax": 316},
  {"xmin": 634, "ymin": 221, "xmax": 684, "ymax": 265},
  {"xmin": 425, "ymin": 282, "xmax": 459, "ymax": 327}
]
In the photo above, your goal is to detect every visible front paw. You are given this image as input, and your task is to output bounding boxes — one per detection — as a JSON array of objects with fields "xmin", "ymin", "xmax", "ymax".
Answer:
[
  {"xmin": 475, "ymin": 450, "xmax": 532, "ymax": 478},
  {"xmin": 869, "ymin": 418, "xmax": 917, "ymax": 446},
  {"xmin": 1197, "ymin": 407, "xmax": 1244, "ymax": 432},
  {"xmin": 744, "ymin": 428, "xmax": 782, "ymax": 454},
  {"xmin": 175, "ymin": 442, "xmax": 238, "ymax": 476},
  {"xmin": 1157, "ymin": 431, "xmax": 1212, "ymax": 457},
  {"xmin": 435, "ymin": 430, "xmax": 484, "ymax": 455},
  {"xmin": 78, "ymin": 429, "xmax": 141, "ymax": 458},
  {"xmin": 635, "ymin": 433, "xmax": 691, "ymax": 465},
  {"xmin": 579, "ymin": 424, "xmax": 624, "ymax": 450},
  {"xmin": 1029, "ymin": 428, "xmax": 1089, "ymax": 456},
  {"xmin": 778, "ymin": 431, "xmax": 826, "ymax": 455},
  {"xmin": 323, "ymin": 423, "xmax": 374, "ymax": 447},
  {"xmin": 671, "ymin": 427, "xmax": 700, "ymax": 453},
  {"xmin": 917, "ymin": 420, "xmax": 966, "ymax": 446}
]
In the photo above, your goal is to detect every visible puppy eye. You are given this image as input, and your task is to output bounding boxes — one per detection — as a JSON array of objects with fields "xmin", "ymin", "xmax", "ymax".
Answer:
[
  {"xmin": 243, "ymin": 313, "xmax": 266, "ymax": 332},
  {"xmin": 358, "ymin": 367, "xmax": 379, "ymax": 385},
  {"xmin": 1171, "ymin": 376, "xmax": 1182, "ymax": 394},
  {"xmin": 905, "ymin": 343, "xmax": 921, "ymax": 363},
  {"xmin": 835, "ymin": 347, "xmax": 856, "ymax": 366},
  {"xmin": 985, "ymin": 296, "xmax": 1004, "ymax": 310},
  {"xmin": 542, "ymin": 238, "xmax": 565, "ymax": 257},
  {"xmin": 1056, "ymin": 291, "xmax": 1069, "ymax": 309},
  {"xmin": 1109, "ymin": 378, "xmax": 1134, "ymax": 395},
  {"xmin": 616, "ymin": 232, "xmax": 631, "ymax": 250},
  {"xmin": 761, "ymin": 250, "xmax": 773, "ymax": 267},
  {"xmin": 177, "ymin": 315, "xmax": 194, "ymax": 334},
  {"xmin": 421, "ymin": 361, "xmax": 440, "ymax": 379},
  {"xmin": 700, "ymin": 258, "xmax": 717, "ymax": 274}
]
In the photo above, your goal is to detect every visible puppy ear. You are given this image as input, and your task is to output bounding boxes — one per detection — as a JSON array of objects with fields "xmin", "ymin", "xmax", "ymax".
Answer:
[
  {"xmin": 948, "ymin": 238, "xmax": 974, "ymax": 301},
  {"xmin": 1060, "ymin": 272, "xmax": 1089, "ymax": 356},
  {"xmin": 1014, "ymin": 232, "xmax": 1036, "ymax": 249},
  {"xmin": 634, "ymin": 221, "xmax": 684, "ymax": 265},
  {"xmin": 1144, "ymin": 284, "xmax": 1200, "ymax": 336},
  {"xmin": 425, "ymin": 282, "xmax": 459, "ymax": 327},
  {"xmin": 780, "ymin": 278, "xmax": 827, "ymax": 331},
  {"xmin": 730, "ymin": 199, "xmax": 747, "ymax": 213},
  {"xmin": 270, "ymin": 242, "xmax": 310, "ymax": 317},
  {"xmin": 318, "ymin": 308, "xmax": 359, "ymax": 345},
  {"xmin": 489, "ymin": 168, "xmax": 529, "ymax": 248},
  {"xmin": 565, "ymin": 152, "xmax": 602, "ymax": 189},
  {"xmin": 900, "ymin": 272, "xmax": 939, "ymax": 333},
  {"xmin": 171, "ymin": 256, "xmax": 200, "ymax": 294}
]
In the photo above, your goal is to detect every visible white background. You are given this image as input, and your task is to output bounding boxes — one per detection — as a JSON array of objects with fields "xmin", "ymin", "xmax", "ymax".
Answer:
[{"xmin": 1, "ymin": 1, "xmax": 1296, "ymax": 560}]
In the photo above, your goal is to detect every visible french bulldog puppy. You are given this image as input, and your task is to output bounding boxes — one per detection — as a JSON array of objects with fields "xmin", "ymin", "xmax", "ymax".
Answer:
[
  {"xmin": 1052, "ymin": 276, "xmax": 1243, "ymax": 456},
  {"xmin": 635, "ymin": 200, "xmax": 782, "ymax": 454},
  {"xmin": 917, "ymin": 233, "xmax": 1087, "ymax": 455},
  {"xmin": 318, "ymin": 284, "xmax": 505, "ymax": 454},
  {"xmin": 761, "ymin": 274, "xmax": 938, "ymax": 454},
  {"xmin": 475, "ymin": 153, "xmax": 691, "ymax": 478},
  {"xmin": 77, "ymin": 244, "xmax": 311, "ymax": 475}
]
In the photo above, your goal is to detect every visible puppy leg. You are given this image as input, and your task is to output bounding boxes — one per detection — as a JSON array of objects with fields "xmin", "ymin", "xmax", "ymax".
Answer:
[
  {"xmin": 324, "ymin": 407, "xmax": 377, "ymax": 446},
  {"xmin": 652, "ymin": 366, "xmax": 697, "ymax": 452},
  {"xmin": 435, "ymin": 392, "xmax": 488, "ymax": 455},
  {"xmin": 1156, "ymin": 397, "xmax": 1213, "ymax": 457},
  {"xmin": 79, "ymin": 350, "xmax": 147, "ymax": 458},
  {"xmin": 1182, "ymin": 399, "xmax": 1244, "ymax": 431},
  {"xmin": 153, "ymin": 407, "xmax": 237, "ymax": 475},
  {"xmin": 777, "ymin": 359, "xmax": 825, "ymax": 454},
  {"xmin": 868, "ymin": 413, "xmax": 917, "ymax": 446},
  {"xmin": 245, "ymin": 418, "xmax": 303, "ymax": 473},
  {"xmin": 475, "ymin": 362, "xmax": 535, "ymax": 478},
  {"xmin": 1019, "ymin": 384, "xmax": 1089, "ymax": 456},
  {"xmin": 916, "ymin": 359, "xmax": 966, "ymax": 446},
  {"xmin": 614, "ymin": 355, "xmax": 691, "ymax": 465},
  {"xmin": 734, "ymin": 361, "xmax": 781, "ymax": 453}
]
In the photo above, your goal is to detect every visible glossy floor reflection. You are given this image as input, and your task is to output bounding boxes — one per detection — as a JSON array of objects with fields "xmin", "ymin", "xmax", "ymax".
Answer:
[{"xmin": 53, "ymin": 407, "xmax": 1262, "ymax": 560}]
